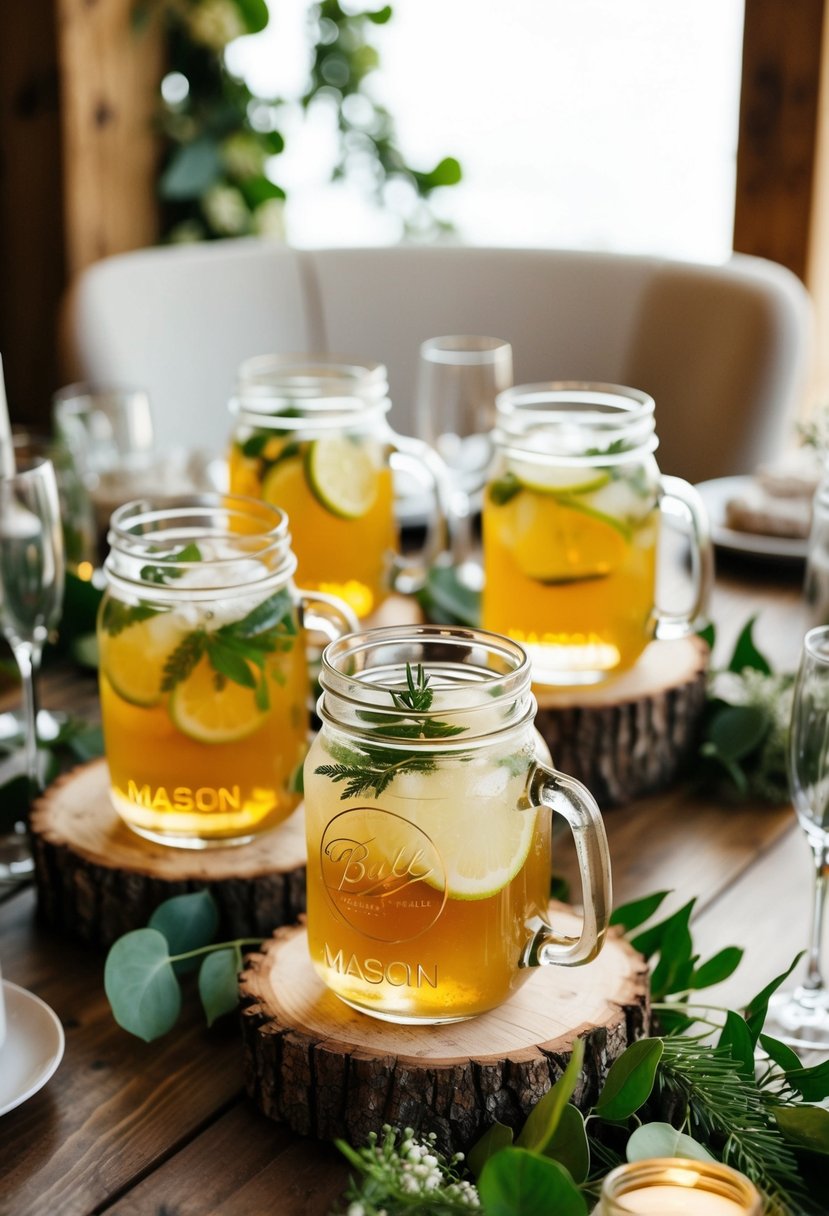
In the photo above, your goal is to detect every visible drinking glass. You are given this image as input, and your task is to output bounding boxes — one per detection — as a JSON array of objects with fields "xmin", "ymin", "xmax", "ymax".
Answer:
[
  {"xmin": 305, "ymin": 624, "xmax": 611, "ymax": 1023},
  {"xmin": 98, "ymin": 495, "xmax": 356, "ymax": 848},
  {"xmin": 228, "ymin": 354, "xmax": 450, "ymax": 619},
  {"xmin": 415, "ymin": 336, "xmax": 513, "ymax": 584},
  {"xmin": 766, "ymin": 625, "xmax": 829, "ymax": 1047},
  {"xmin": 0, "ymin": 458, "xmax": 64, "ymax": 879}
]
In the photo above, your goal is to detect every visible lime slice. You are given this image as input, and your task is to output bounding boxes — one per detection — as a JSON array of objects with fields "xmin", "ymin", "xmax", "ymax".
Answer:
[
  {"xmin": 261, "ymin": 447, "xmax": 305, "ymax": 505},
  {"xmin": 305, "ymin": 435, "xmax": 380, "ymax": 519},
  {"xmin": 507, "ymin": 461, "xmax": 611, "ymax": 496},
  {"xmin": 101, "ymin": 612, "xmax": 183, "ymax": 708},
  {"xmin": 169, "ymin": 656, "xmax": 268, "ymax": 743}
]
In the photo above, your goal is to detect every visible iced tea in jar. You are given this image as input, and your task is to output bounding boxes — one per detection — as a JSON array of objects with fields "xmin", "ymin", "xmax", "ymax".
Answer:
[
  {"xmin": 227, "ymin": 355, "xmax": 448, "ymax": 620},
  {"xmin": 482, "ymin": 383, "xmax": 712, "ymax": 686},
  {"xmin": 305, "ymin": 625, "xmax": 611, "ymax": 1023},
  {"xmin": 98, "ymin": 495, "xmax": 354, "ymax": 848}
]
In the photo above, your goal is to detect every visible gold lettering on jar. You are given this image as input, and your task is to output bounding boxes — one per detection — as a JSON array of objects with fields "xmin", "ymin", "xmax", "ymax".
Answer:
[
  {"xmin": 323, "ymin": 943, "xmax": 438, "ymax": 989},
  {"xmin": 127, "ymin": 781, "xmax": 242, "ymax": 814}
]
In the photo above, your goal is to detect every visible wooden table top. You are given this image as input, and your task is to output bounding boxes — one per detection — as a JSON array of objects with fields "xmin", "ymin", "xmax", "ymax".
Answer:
[{"xmin": 0, "ymin": 551, "xmax": 815, "ymax": 1216}]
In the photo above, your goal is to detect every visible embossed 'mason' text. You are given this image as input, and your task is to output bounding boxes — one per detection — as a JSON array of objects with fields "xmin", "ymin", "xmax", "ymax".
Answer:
[
  {"xmin": 127, "ymin": 781, "xmax": 242, "ymax": 813},
  {"xmin": 324, "ymin": 943, "xmax": 438, "ymax": 988}
]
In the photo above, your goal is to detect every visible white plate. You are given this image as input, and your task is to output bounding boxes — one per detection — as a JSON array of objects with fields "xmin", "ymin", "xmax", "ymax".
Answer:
[
  {"xmin": 695, "ymin": 475, "xmax": 810, "ymax": 562},
  {"xmin": 0, "ymin": 981, "xmax": 65, "ymax": 1116}
]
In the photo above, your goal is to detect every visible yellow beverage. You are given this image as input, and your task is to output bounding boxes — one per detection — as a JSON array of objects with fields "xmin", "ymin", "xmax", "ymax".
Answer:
[
  {"xmin": 305, "ymin": 739, "xmax": 550, "ymax": 1022},
  {"xmin": 99, "ymin": 592, "xmax": 307, "ymax": 846},
  {"xmin": 482, "ymin": 466, "xmax": 660, "ymax": 683},
  {"xmin": 228, "ymin": 430, "xmax": 396, "ymax": 619}
]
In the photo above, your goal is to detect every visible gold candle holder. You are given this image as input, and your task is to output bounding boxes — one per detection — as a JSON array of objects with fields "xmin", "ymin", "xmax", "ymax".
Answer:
[{"xmin": 597, "ymin": 1157, "xmax": 763, "ymax": 1215}]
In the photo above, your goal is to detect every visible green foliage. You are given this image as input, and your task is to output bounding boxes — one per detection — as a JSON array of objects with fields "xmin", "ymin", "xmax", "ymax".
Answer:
[
  {"xmin": 417, "ymin": 564, "xmax": 481, "ymax": 629},
  {"xmin": 103, "ymin": 891, "xmax": 260, "ymax": 1041},
  {"xmin": 0, "ymin": 712, "xmax": 104, "ymax": 832},
  {"xmin": 477, "ymin": 1150, "xmax": 587, "ymax": 1216},
  {"xmin": 698, "ymin": 618, "xmax": 793, "ymax": 803},
  {"xmin": 143, "ymin": 0, "xmax": 461, "ymax": 243}
]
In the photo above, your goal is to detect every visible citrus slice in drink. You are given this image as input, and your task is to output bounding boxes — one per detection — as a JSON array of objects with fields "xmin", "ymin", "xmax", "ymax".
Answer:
[
  {"xmin": 305, "ymin": 435, "xmax": 380, "ymax": 519},
  {"xmin": 439, "ymin": 805, "xmax": 536, "ymax": 899},
  {"xmin": 168, "ymin": 656, "xmax": 268, "ymax": 743},
  {"xmin": 100, "ymin": 611, "xmax": 183, "ymax": 708},
  {"xmin": 261, "ymin": 447, "xmax": 305, "ymax": 506},
  {"xmin": 503, "ymin": 492, "xmax": 630, "ymax": 583},
  {"xmin": 507, "ymin": 460, "xmax": 611, "ymax": 497}
]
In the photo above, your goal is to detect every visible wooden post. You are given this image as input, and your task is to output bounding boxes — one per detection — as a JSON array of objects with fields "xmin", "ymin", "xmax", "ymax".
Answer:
[
  {"xmin": 734, "ymin": 0, "xmax": 826, "ymax": 282},
  {"xmin": 55, "ymin": 0, "xmax": 164, "ymax": 281}
]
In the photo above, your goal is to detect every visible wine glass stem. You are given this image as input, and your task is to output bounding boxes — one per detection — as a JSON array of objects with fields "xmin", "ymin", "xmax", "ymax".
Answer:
[
  {"xmin": 14, "ymin": 641, "xmax": 40, "ymax": 792},
  {"xmin": 805, "ymin": 842, "xmax": 829, "ymax": 992}
]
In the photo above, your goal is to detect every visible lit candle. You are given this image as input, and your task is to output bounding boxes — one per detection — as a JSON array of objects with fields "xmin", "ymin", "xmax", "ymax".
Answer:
[{"xmin": 598, "ymin": 1159, "xmax": 762, "ymax": 1216}]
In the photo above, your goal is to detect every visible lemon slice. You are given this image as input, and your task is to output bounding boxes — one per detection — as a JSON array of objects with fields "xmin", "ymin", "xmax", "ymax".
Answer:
[
  {"xmin": 305, "ymin": 435, "xmax": 380, "ymax": 519},
  {"xmin": 439, "ymin": 807, "xmax": 536, "ymax": 899},
  {"xmin": 168, "ymin": 656, "xmax": 268, "ymax": 744},
  {"xmin": 100, "ymin": 612, "xmax": 183, "ymax": 708},
  {"xmin": 501, "ymin": 493, "xmax": 630, "ymax": 584},
  {"xmin": 507, "ymin": 461, "xmax": 610, "ymax": 496},
  {"xmin": 261, "ymin": 448, "xmax": 305, "ymax": 506}
]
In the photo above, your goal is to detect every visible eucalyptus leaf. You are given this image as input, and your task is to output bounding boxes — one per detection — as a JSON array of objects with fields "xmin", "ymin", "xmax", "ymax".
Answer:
[
  {"xmin": 417, "ymin": 563, "xmax": 480, "ymax": 628},
  {"xmin": 775, "ymin": 1106, "xmax": 829, "ymax": 1155},
  {"xmin": 594, "ymin": 1038, "xmax": 663, "ymax": 1121},
  {"xmin": 627, "ymin": 1122, "xmax": 715, "ymax": 1163},
  {"xmin": 690, "ymin": 945, "xmax": 744, "ymax": 990},
  {"xmin": 148, "ymin": 890, "xmax": 219, "ymax": 976},
  {"xmin": 517, "ymin": 1039, "xmax": 584, "ymax": 1152},
  {"xmin": 103, "ymin": 928, "xmax": 181, "ymax": 1042},
  {"xmin": 198, "ymin": 947, "xmax": 241, "ymax": 1026},
  {"xmin": 467, "ymin": 1122, "xmax": 514, "ymax": 1180},
  {"xmin": 542, "ymin": 1102, "xmax": 589, "ymax": 1184},
  {"xmin": 706, "ymin": 704, "xmax": 770, "ymax": 762},
  {"xmin": 729, "ymin": 616, "xmax": 773, "ymax": 675},
  {"xmin": 609, "ymin": 889, "xmax": 670, "ymax": 934},
  {"xmin": 159, "ymin": 138, "xmax": 222, "ymax": 201},
  {"xmin": 478, "ymin": 1148, "xmax": 587, "ymax": 1216}
]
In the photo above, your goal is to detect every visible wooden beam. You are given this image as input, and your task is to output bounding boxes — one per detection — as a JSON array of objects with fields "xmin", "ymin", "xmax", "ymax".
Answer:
[
  {"xmin": 55, "ymin": 0, "xmax": 164, "ymax": 281},
  {"xmin": 734, "ymin": 0, "xmax": 826, "ymax": 282},
  {"xmin": 0, "ymin": 0, "xmax": 65, "ymax": 431}
]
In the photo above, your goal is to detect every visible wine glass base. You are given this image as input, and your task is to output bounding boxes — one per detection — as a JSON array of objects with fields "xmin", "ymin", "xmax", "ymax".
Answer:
[
  {"xmin": 0, "ymin": 824, "xmax": 34, "ymax": 884},
  {"xmin": 764, "ymin": 988, "xmax": 829, "ymax": 1052},
  {"xmin": 0, "ymin": 709, "xmax": 68, "ymax": 745}
]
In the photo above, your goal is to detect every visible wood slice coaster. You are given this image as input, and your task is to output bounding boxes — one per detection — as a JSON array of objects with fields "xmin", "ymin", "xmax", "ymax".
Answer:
[
  {"xmin": 534, "ymin": 636, "xmax": 710, "ymax": 807},
  {"xmin": 30, "ymin": 758, "xmax": 307, "ymax": 949},
  {"xmin": 240, "ymin": 907, "xmax": 650, "ymax": 1153}
]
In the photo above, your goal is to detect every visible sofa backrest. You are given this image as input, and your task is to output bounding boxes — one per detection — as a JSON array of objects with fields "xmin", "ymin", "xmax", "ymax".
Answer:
[{"xmin": 66, "ymin": 240, "xmax": 812, "ymax": 483}]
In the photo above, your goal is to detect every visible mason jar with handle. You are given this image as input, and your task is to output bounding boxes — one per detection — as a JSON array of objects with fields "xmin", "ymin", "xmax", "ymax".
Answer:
[
  {"xmin": 97, "ymin": 494, "xmax": 356, "ymax": 849},
  {"xmin": 304, "ymin": 624, "xmax": 611, "ymax": 1023},
  {"xmin": 228, "ymin": 354, "xmax": 450, "ymax": 620},
  {"xmin": 482, "ymin": 382, "xmax": 713, "ymax": 686}
]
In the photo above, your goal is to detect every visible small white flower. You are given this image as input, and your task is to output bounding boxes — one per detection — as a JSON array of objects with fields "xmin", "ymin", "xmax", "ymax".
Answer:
[
  {"xmin": 221, "ymin": 132, "xmax": 266, "ymax": 180},
  {"xmin": 202, "ymin": 183, "xmax": 249, "ymax": 235},
  {"xmin": 253, "ymin": 198, "xmax": 285, "ymax": 240},
  {"xmin": 186, "ymin": 0, "xmax": 246, "ymax": 51},
  {"xmin": 346, "ymin": 1205, "xmax": 364, "ymax": 1216}
]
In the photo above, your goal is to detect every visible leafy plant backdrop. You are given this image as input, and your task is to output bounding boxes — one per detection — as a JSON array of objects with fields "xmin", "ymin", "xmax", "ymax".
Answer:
[{"xmin": 135, "ymin": 0, "xmax": 461, "ymax": 242}]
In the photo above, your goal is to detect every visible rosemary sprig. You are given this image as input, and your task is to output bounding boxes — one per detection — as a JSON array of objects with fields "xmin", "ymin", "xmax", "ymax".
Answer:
[{"xmin": 315, "ymin": 663, "xmax": 467, "ymax": 799}]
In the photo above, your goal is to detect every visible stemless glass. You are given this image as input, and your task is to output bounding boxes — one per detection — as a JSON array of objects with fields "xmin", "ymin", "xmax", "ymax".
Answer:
[
  {"xmin": 304, "ymin": 625, "xmax": 612, "ymax": 1024},
  {"xmin": 0, "ymin": 457, "xmax": 64, "ymax": 879},
  {"xmin": 766, "ymin": 625, "xmax": 829, "ymax": 1047},
  {"xmin": 482, "ymin": 382, "xmax": 713, "ymax": 686},
  {"xmin": 415, "ymin": 335, "xmax": 513, "ymax": 585},
  {"xmin": 228, "ymin": 354, "xmax": 450, "ymax": 619},
  {"xmin": 97, "ymin": 495, "xmax": 356, "ymax": 848}
]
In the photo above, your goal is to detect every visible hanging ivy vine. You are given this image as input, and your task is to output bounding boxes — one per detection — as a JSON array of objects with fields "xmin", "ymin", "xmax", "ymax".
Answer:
[{"xmin": 134, "ymin": 0, "xmax": 461, "ymax": 242}]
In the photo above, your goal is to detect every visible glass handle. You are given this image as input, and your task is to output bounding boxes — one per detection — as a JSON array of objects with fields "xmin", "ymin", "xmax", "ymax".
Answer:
[
  {"xmin": 297, "ymin": 590, "xmax": 359, "ymax": 645},
  {"xmin": 388, "ymin": 431, "xmax": 451, "ymax": 594},
  {"xmin": 523, "ymin": 763, "xmax": 611, "ymax": 967},
  {"xmin": 654, "ymin": 474, "xmax": 714, "ymax": 641}
]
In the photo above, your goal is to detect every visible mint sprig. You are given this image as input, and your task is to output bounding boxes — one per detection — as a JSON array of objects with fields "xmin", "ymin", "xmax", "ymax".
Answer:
[
  {"xmin": 315, "ymin": 662, "xmax": 467, "ymax": 799},
  {"xmin": 161, "ymin": 588, "xmax": 297, "ymax": 710}
]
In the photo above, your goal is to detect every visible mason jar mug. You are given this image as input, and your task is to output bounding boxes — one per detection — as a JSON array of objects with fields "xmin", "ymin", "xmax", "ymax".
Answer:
[
  {"xmin": 228, "ymin": 354, "xmax": 449, "ymax": 619},
  {"xmin": 482, "ymin": 382, "xmax": 713, "ymax": 686},
  {"xmin": 98, "ymin": 495, "xmax": 355, "ymax": 848},
  {"xmin": 304, "ymin": 624, "xmax": 612, "ymax": 1023}
]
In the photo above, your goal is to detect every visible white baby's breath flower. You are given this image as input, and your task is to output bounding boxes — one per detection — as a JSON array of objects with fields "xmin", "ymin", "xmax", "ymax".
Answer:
[
  {"xmin": 186, "ymin": 0, "xmax": 246, "ymax": 50},
  {"xmin": 202, "ymin": 183, "xmax": 249, "ymax": 235},
  {"xmin": 346, "ymin": 1205, "xmax": 365, "ymax": 1216},
  {"xmin": 253, "ymin": 198, "xmax": 286, "ymax": 240},
  {"xmin": 221, "ymin": 132, "xmax": 266, "ymax": 180}
]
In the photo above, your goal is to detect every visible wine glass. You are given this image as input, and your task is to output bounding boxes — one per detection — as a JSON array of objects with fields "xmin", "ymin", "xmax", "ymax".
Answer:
[
  {"xmin": 766, "ymin": 624, "xmax": 829, "ymax": 1048},
  {"xmin": 414, "ymin": 336, "xmax": 513, "ymax": 588},
  {"xmin": 0, "ymin": 457, "xmax": 65, "ymax": 880}
]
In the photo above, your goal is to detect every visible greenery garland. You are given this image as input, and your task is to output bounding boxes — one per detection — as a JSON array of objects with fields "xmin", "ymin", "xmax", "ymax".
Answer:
[{"xmin": 132, "ymin": 0, "xmax": 461, "ymax": 242}]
